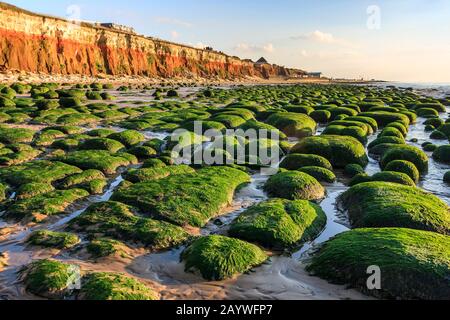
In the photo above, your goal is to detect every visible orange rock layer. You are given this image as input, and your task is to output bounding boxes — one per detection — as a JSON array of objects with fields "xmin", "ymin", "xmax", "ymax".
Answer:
[{"xmin": 0, "ymin": 2, "xmax": 305, "ymax": 80}]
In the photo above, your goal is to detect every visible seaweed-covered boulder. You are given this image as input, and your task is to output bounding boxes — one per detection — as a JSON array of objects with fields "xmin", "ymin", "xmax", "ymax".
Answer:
[
  {"xmin": 264, "ymin": 171, "xmax": 325, "ymax": 201},
  {"xmin": 0, "ymin": 126, "xmax": 35, "ymax": 144},
  {"xmin": 79, "ymin": 272, "xmax": 158, "ymax": 300},
  {"xmin": 6, "ymin": 189, "xmax": 89, "ymax": 222},
  {"xmin": 181, "ymin": 235, "xmax": 268, "ymax": 280},
  {"xmin": 380, "ymin": 145, "xmax": 428, "ymax": 173},
  {"xmin": 368, "ymin": 136, "xmax": 405, "ymax": 150},
  {"xmin": 384, "ymin": 160, "xmax": 420, "ymax": 183},
  {"xmin": 22, "ymin": 259, "xmax": 80, "ymax": 299},
  {"xmin": 27, "ymin": 230, "xmax": 80, "ymax": 249},
  {"xmin": 359, "ymin": 111, "xmax": 410, "ymax": 127},
  {"xmin": 53, "ymin": 150, "xmax": 136, "ymax": 174},
  {"xmin": 16, "ymin": 182, "xmax": 55, "ymax": 200},
  {"xmin": 229, "ymin": 199, "xmax": 326, "ymax": 248},
  {"xmin": 79, "ymin": 138, "xmax": 126, "ymax": 153},
  {"xmin": 112, "ymin": 166, "xmax": 250, "ymax": 227},
  {"xmin": 0, "ymin": 160, "xmax": 82, "ymax": 186},
  {"xmin": 297, "ymin": 166, "xmax": 336, "ymax": 183},
  {"xmin": 339, "ymin": 182, "xmax": 450, "ymax": 233},
  {"xmin": 432, "ymin": 145, "xmax": 450, "ymax": 164},
  {"xmin": 365, "ymin": 171, "xmax": 416, "ymax": 186},
  {"xmin": 306, "ymin": 228, "xmax": 450, "ymax": 300},
  {"xmin": 87, "ymin": 238, "xmax": 124, "ymax": 258},
  {"xmin": 291, "ymin": 135, "xmax": 368, "ymax": 168},
  {"xmin": 70, "ymin": 201, "xmax": 190, "ymax": 249},
  {"xmin": 344, "ymin": 164, "xmax": 365, "ymax": 178},
  {"xmin": 124, "ymin": 165, "xmax": 195, "ymax": 183},
  {"xmin": 279, "ymin": 153, "xmax": 333, "ymax": 171},
  {"xmin": 107, "ymin": 130, "xmax": 145, "ymax": 148},
  {"xmin": 266, "ymin": 112, "xmax": 316, "ymax": 137}
]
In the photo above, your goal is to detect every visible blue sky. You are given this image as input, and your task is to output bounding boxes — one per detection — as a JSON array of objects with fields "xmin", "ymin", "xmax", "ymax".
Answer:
[{"xmin": 5, "ymin": 0, "xmax": 450, "ymax": 82}]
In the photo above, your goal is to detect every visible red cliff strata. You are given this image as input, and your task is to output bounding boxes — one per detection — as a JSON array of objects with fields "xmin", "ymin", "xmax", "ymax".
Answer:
[{"xmin": 0, "ymin": 2, "xmax": 305, "ymax": 80}]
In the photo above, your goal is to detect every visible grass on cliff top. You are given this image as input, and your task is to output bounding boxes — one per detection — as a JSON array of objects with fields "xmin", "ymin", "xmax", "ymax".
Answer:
[
  {"xmin": 112, "ymin": 166, "xmax": 250, "ymax": 227},
  {"xmin": 306, "ymin": 228, "xmax": 450, "ymax": 300},
  {"xmin": 182, "ymin": 235, "xmax": 268, "ymax": 281}
]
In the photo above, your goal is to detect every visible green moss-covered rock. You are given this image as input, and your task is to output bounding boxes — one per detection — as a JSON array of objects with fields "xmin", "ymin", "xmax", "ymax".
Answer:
[
  {"xmin": 70, "ymin": 201, "xmax": 189, "ymax": 249},
  {"xmin": 339, "ymin": 182, "xmax": 450, "ymax": 233},
  {"xmin": 53, "ymin": 150, "xmax": 136, "ymax": 174},
  {"xmin": 80, "ymin": 138, "xmax": 126, "ymax": 153},
  {"xmin": 384, "ymin": 160, "xmax": 420, "ymax": 183},
  {"xmin": 266, "ymin": 112, "xmax": 316, "ymax": 137},
  {"xmin": 87, "ymin": 238, "xmax": 123, "ymax": 258},
  {"xmin": 380, "ymin": 145, "xmax": 428, "ymax": 173},
  {"xmin": 368, "ymin": 171, "xmax": 416, "ymax": 186},
  {"xmin": 22, "ymin": 259, "xmax": 79, "ymax": 299},
  {"xmin": 0, "ymin": 160, "xmax": 82, "ymax": 186},
  {"xmin": 344, "ymin": 164, "xmax": 365, "ymax": 178},
  {"xmin": 181, "ymin": 235, "xmax": 268, "ymax": 281},
  {"xmin": 291, "ymin": 135, "xmax": 368, "ymax": 168},
  {"xmin": 16, "ymin": 182, "xmax": 55, "ymax": 200},
  {"xmin": 124, "ymin": 165, "xmax": 195, "ymax": 183},
  {"xmin": 264, "ymin": 171, "xmax": 325, "ymax": 201},
  {"xmin": 444, "ymin": 171, "xmax": 450, "ymax": 183},
  {"xmin": 368, "ymin": 136, "xmax": 405, "ymax": 150},
  {"xmin": 279, "ymin": 154, "xmax": 333, "ymax": 171},
  {"xmin": 229, "ymin": 199, "xmax": 326, "ymax": 248},
  {"xmin": 79, "ymin": 272, "xmax": 157, "ymax": 300},
  {"xmin": 297, "ymin": 166, "xmax": 336, "ymax": 183},
  {"xmin": 27, "ymin": 230, "xmax": 80, "ymax": 249},
  {"xmin": 359, "ymin": 111, "xmax": 410, "ymax": 127},
  {"xmin": 6, "ymin": 188, "xmax": 89, "ymax": 221},
  {"xmin": 432, "ymin": 145, "xmax": 450, "ymax": 164},
  {"xmin": 306, "ymin": 228, "xmax": 450, "ymax": 299},
  {"xmin": 112, "ymin": 166, "xmax": 250, "ymax": 227},
  {"xmin": 107, "ymin": 130, "xmax": 145, "ymax": 148},
  {"xmin": 0, "ymin": 126, "xmax": 35, "ymax": 144}
]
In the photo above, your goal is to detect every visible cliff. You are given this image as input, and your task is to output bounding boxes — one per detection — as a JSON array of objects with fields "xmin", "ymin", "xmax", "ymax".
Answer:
[{"xmin": 0, "ymin": 2, "xmax": 305, "ymax": 80}]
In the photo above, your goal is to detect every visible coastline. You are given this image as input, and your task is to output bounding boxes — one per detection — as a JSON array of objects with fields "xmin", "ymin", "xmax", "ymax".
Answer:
[{"xmin": 0, "ymin": 70, "xmax": 379, "ymax": 86}]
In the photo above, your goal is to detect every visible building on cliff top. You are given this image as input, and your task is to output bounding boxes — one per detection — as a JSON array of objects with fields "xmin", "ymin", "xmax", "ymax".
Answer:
[
  {"xmin": 256, "ymin": 57, "xmax": 269, "ymax": 65},
  {"xmin": 305, "ymin": 72, "xmax": 322, "ymax": 78}
]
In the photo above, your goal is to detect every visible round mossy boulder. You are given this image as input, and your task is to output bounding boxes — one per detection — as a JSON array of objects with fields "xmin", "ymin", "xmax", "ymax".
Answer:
[
  {"xmin": 27, "ymin": 230, "xmax": 80, "ymax": 249},
  {"xmin": 279, "ymin": 153, "xmax": 333, "ymax": 171},
  {"xmin": 266, "ymin": 112, "xmax": 316, "ymax": 138},
  {"xmin": 264, "ymin": 171, "xmax": 325, "ymax": 201},
  {"xmin": 339, "ymin": 182, "xmax": 450, "ymax": 233},
  {"xmin": 369, "ymin": 171, "xmax": 416, "ymax": 186},
  {"xmin": 298, "ymin": 166, "xmax": 336, "ymax": 183},
  {"xmin": 229, "ymin": 199, "xmax": 326, "ymax": 248},
  {"xmin": 384, "ymin": 160, "xmax": 420, "ymax": 183},
  {"xmin": 22, "ymin": 259, "xmax": 79, "ymax": 299},
  {"xmin": 380, "ymin": 145, "xmax": 428, "ymax": 173},
  {"xmin": 79, "ymin": 272, "xmax": 158, "ymax": 300},
  {"xmin": 444, "ymin": 171, "xmax": 450, "ymax": 183},
  {"xmin": 307, "ymin": 228, "xmax": 450, "ymax": 299},
  {"xmin": 432, "ymin": 145, "xmax": 450, "ymax": 164},
  {"xmin": 430, "ymin": 130, "xmax": 447, "ymax": 140},
  {"xmin": 290, "ymin": 135, "xmax": 368, "ymax": 168},
  {"xmin": 181, "ymin": 235, "xmax": 268, "ymax": 281},
  {"xmin": 344, "ymin": 163, "xmax": 365, "ymax": 178}
]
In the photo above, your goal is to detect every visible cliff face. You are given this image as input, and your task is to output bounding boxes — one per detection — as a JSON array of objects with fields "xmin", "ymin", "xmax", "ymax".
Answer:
[{"xmin": 0, "ymin": 2, "xmax": 304, "ymax": 80}]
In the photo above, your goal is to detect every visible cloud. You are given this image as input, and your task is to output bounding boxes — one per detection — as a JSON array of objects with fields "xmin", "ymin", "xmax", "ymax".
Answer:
[
  {"xmin": 154, "ymin": 16, "xmax": 192, "ymax": 28},
  {"xmin": 291, "ymin": 30, "xmax": 353, "ymax": 47},
  {"xmin": 235, "ymin": 43, "xmax": 275, "ymax": 53}
]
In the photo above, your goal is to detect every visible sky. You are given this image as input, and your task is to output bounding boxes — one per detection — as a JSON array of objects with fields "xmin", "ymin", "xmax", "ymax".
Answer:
[{"xmin": 5, "ymin": 0, "xmax": 450, "ymax": 82}]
